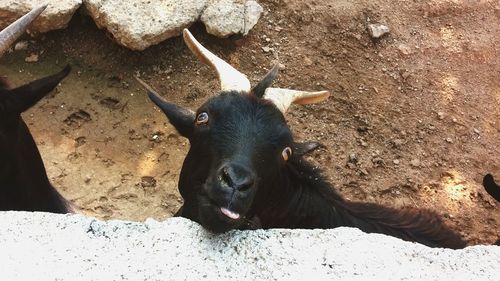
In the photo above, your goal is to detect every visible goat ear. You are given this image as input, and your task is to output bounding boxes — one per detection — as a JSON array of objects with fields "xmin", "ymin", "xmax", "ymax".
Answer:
[
  {"xmin": 251, "ymin": 64, "xmax": 280, "ymax": 98},
  {"xmin": 8, "ymin": 65, "xmax": 71, "ymax": 113},
  {"xmin": 292, "ymin": 141, "xmax": 324, "ymax": 156},
  {"xmin": 136, "ymin": 77, "xmax": 195, "ymax": 138}
]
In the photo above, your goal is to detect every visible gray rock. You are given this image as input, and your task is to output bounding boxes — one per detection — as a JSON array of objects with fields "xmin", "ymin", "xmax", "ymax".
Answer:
[
  {"xmin": 0, "ymin": 211, "xmax": 499, "ymax": 280},
  {"xmin": 83, "ymin": 0, "xmax": 208, "ymax": 50},
  {"xmin": 201, "ymin": 0, "xmax": 263, "ymax": 38},
  {"xmin": 367, "ymin": 23, "xmax": 390, "ymax": 39},
  {"xmin": 0, "ymin": 0, "xmax": 82, "ymax": 32}
]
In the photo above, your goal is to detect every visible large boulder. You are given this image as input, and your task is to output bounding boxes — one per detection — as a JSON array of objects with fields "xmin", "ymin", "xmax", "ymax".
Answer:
[
  {"xmin": 0, "ymin": 0, "xmax": 82, "ymax": 32},
  {"xmin": 0, "ymin": 0, "xmax": 264, "ymax": 50},
  {"xmin": 201, "ymin": 0, "xmax": 263, "ymax": 38},
  {"xmin": 83, "ymin": 0, "xmax": 208, "ymax": 51},
  {"xmin": 83, "ymin": 0, "xmax": 263, "ymax": 50},
  {"xmin": 0, "ymin": 211, "xmax": 498, "ymax": 280}
]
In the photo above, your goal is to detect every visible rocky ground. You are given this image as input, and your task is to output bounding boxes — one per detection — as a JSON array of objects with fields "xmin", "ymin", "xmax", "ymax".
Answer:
[
  {"xmin": 0, "ymin": 0, "xmax": 263, "ymax": 49},
  {"xmin": 0, "ymin": 0, "xmax": 498, "ymax": 245}
]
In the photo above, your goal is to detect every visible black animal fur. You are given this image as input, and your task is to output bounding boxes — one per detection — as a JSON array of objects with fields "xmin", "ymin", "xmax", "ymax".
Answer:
[
  {"xmin": 0, "ymin": 66, "xmax": 72, "ymax": 213},
  {"xmin": 147, "ymin": 88, "xmax": 467, "ymax": 249},
  {"xmin": 482, "ymin": 174, "xmax": 500, "ymax": 202}
]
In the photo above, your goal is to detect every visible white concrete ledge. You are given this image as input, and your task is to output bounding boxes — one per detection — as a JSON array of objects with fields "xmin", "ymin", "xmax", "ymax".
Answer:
[{"xmin": 0, "ymin": 212, "xmax": 498, "ymax": 280}]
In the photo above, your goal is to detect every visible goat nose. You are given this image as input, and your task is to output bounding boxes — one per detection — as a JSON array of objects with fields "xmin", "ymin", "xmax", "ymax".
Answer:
[{"xmin": 219, "ymin": 165, "xmax": 254, "ymax": 191}]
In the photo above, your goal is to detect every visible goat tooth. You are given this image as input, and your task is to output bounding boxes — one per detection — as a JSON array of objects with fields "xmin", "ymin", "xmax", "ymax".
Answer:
[{"xmin": 220, "ymin": 207, "xmax": 240, "ymax": 220}]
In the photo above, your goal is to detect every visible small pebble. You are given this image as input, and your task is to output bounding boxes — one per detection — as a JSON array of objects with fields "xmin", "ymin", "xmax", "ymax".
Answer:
[
  {"xmin": 367, "ymin": 23, "xmax": 390, "ymax": 38},
  {"xmin": 410, "ymin": 159, "xmax": 420, "ymax": 167},
  {"xmin": 401, "ymin": 71, "xmax": 410, "ymax": 79},
  {"xmin": 14, "ymin": 41, "xmax": 29, "ymax": 51},
  {"xmin": 349, "ymin": 153, "xmax": 358, "ymax": 164},
  {"xmin": 25, "ymin": 53, "xmax": 39, "ymax": 63},
  {"xmin": 261, "ymin": 46, "xmax": 272, "ymax": 53},
  {"xmin": 393, "ymin": 159, "xmax": 400, "ymax": 165},
  {"xmin": 398, "ymin": 44, "xmax": 412, "ymax": 55}
]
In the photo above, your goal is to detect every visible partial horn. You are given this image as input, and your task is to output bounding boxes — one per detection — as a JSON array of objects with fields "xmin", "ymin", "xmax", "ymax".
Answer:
[
  {"xmin": 182, "ymin": 29, "xmax": 250, "ymax": 93},
  {"xmin": 0, "ymin": 4, "xmax": 48, "ymax": 56},
  {"xmin": 135, "ymin": 75, "xmax": 160, "ymax": 96},
  {"xmin": 251, "ymin": 64, "xmax": 280, "ymax": 98},
  {"xmin": 263, "ymin": 88, "xmax": 330, "ymax": 114}
]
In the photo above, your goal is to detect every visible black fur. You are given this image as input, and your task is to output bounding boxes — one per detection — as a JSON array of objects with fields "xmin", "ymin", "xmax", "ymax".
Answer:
[
  {"xmin": 251, "ymin": 65, "xmax": 280, "ymax": 98},
  {"xmin": 148, "ymin": 88, "xmax": 467, "ymax": 249},
  {"xmin": 0, "ymin": 66, "xmax": 72, "ymax": 213},
  {"xmin": 483, "ymin": 174, "xmax": 500, "ymax": 202}
]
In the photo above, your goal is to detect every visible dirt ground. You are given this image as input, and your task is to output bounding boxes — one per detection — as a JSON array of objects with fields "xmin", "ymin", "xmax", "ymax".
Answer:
[{"xmin": 0, "ymin": 0, "xmax": 498, "ymax": 245}]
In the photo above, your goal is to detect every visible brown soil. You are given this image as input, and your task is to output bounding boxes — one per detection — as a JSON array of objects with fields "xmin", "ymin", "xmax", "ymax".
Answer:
[{"xmin": 1, "ymin": 0, "xmax": 498, "ymax": 245}]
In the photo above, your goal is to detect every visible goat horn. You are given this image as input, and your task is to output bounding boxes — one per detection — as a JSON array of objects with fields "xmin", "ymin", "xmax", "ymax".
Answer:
[
  {"xmin": 135, "ymin": 75, "xmax": 159, "ymax": 95},
  {"xmin": 182, "ymin": 29, "xmax": 251, "ymax": 93},
  {"xmin": 135, "ymin": 75, "xmax": 196, "ymax": 113},
  {"xmin": 0, "ymin": 4, "xmax": 48, "ymax": 56},
  {"xmin": 263, "ymin": 88, "xmax": 330, "ymax": 114}
]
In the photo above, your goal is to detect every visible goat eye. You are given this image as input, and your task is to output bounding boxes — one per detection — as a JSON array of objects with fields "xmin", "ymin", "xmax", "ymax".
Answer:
[
  {"xmin": 282, "ymin": 147, "xmax": 292, "ymax": 161},
  {"xmin": 196, "ymin": 112, "xmax": 209, "ymax": 125}
]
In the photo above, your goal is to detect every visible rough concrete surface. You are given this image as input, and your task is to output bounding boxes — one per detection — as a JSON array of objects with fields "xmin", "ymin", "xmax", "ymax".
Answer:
[
  {"xmin": 0, "ymin": 0, "xmax": 263, "ymax": 50},
  {"xmin": 83, "ymin": 0, "xmax": 263, "ymax": 50},
  {"xmin": 0, "ymin": 0, "xmax": 82, "ymax": 32},
  {"xmin": 83, "ymin": 0, "xmax": 207, "ymax": 50},
  {"xmin": 201, "ymin": 0, "xmax": 263, "ymax": 38},
  {"xmin": 0, "ymin": 212, "xmax": 498, "ymax": 280}
]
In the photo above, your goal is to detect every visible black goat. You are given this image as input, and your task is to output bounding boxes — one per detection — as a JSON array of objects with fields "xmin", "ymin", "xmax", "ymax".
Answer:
[
  {"xmin": 482, "ymin": 174, "xmax": 500, "ymax": 245},
  {"xmin": 139, "ymin": 29, "xmax": 466, "ymax": 249},
  {"xmin": 0, "ymin": 5, "xmax": 73, "ymax": 213},
  {"xmin": 483, "ymin": 174, "xmax": 500, "ymax": 202}
]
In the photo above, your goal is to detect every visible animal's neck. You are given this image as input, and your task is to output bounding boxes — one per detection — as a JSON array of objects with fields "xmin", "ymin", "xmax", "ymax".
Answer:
[
  {"xmin": 0, "ymin": 120, "xmax": 69, "ymax": 213},
  {"xmin": 255, "ymin": 158, "xmax": 346, "ymax": 228},
  {"xmin": 255, "ymin": 157, "xmax": 466, "ymax": 249}
]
